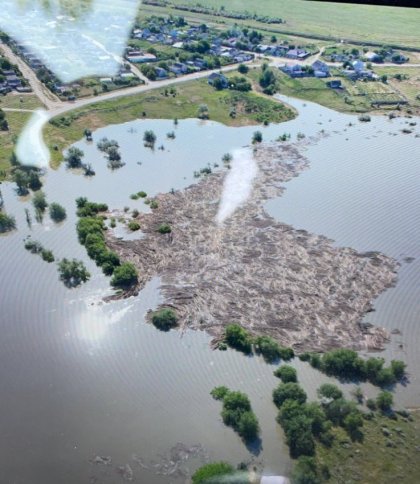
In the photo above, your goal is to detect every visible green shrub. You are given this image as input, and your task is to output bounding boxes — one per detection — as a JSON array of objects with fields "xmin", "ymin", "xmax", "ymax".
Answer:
[
  {"xmin": 41, "ymin": 249, "xmax": 54, "ymax": 263},
  {"xmin": 317, "ymin": 384, "xmax": 343, "ymax": 401},
  {"xmin": 192, "ymin": 462, "xmax": 234, "ymax": 484},
  {"xmin": 215, "ymin": 388, "xmax": 260, "ymax": 443},
  {"xmin": 32, "ymin": 191, "xmax": 47, "ymax": 212},
  {"xmin": 0, "ymin": 212, "xmax": 16, "ymax": 233},
  {"xmin": 210, "ymin": 386, "xmax": 229, "ymax": 401},
  {"xmin": 151, "ymin": 308, "xmax": 178, "ymax": 331},
  {"xmin": 254, "ymin": 335, "xmax": 281, "ymax": 363},
  {"xmin": 377, "ymin": 391, "xmax": 393, "ymax": 411},
  {"xmin": 110, "ymin": 262, "xmax": 138, "ymax": 288},
  {"xmin": 158, "ymin": 223, "xmax": 171, "ymax": 234},
  {"xmin": 128, "ymin": 221, "xmax": 141, "ymax": 231},
  {"xmin": 292, "ymin": 456, "xmax": 321, "ymax": 484},
  {"xmin": 273, "ymin": 382, "xmax": 307, "ymax": 408},
  {"xmin": 49, "ymin": 202, "xmax": 66, "ymax": 222},
  {"xmin": 57, "ymin": 258, "xmax": 90, "ymax": 287},
  {"xmin": 274, "ymin": 365, "xmax": 297, "ymax": 383},
  {"xmin": 225, "ymin": 324, "xmax": 252, "ymax": 354}
]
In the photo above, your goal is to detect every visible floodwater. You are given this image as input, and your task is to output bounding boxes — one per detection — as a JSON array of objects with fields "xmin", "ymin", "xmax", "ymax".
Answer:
[{"xmin": 0, "ymin": 103, "xmax": 419, "ymax": 482}]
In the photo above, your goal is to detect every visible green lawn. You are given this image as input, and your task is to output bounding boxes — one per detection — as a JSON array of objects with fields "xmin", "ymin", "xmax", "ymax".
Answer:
[
  {"xmin": 162, "ymin": 0, "xmax": 420, "ymax": 49},
  {"xmin": 44, "ymin": 78, "xmax": 295, "ymax": 168}
]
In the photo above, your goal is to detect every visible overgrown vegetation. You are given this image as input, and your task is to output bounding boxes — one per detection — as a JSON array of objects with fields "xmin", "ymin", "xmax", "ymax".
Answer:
[
  {"xmin": 24, "ymin": 238, "xmax": 55, "ymax": 263},
  {"xmin": 211, "ymin": 386, "xmax": 260, "ymax": 443},
  {"xmin": 299, "ymin": 348, "xmax": 407, "ymax": 388},
  {"xmin": 0, "ymin": 211, "xmax": 16, "ymax": 233},
  {"xmin": 222, "ymin": 324, "xmax": 294, "ymax": 362},
  {"xmin": 75, "ymin": 197, "xmax": 138, "ymax": 286}
]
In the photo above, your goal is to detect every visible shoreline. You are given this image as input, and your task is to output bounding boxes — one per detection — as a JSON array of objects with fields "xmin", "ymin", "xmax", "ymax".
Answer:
[{"xmin": 105, "ymin": 139, "xmax": 399, "ymax": 353}]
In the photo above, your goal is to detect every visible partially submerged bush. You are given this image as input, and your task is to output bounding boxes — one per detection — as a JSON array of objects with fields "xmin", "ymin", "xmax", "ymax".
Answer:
[
  {"xmin": 274, "ymin": 365, "xmax": 297, "ymax": 383},
  {"xmin": 151, "ymin": 308, "xmax": 178, "ymax": 331},
  {"xmin": 57, "ymin": 258, "xmax": 90, "ymax": 287},
  {"xmin": 110, "ymin": 262, "xmax": 138, "ymax": 288},
  {"xmin": 49, "ymin": 202, "xmax": 66, "ymax": 222},
  {"xmin": 225, "ymin": 324, "xmax": 252, "ymax": 354}
]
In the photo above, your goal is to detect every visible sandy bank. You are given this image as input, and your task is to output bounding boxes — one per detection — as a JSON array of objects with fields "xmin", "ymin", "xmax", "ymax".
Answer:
[{"xmin": 106, "ymin": 140, "xmax": 399, "ymax": 352}]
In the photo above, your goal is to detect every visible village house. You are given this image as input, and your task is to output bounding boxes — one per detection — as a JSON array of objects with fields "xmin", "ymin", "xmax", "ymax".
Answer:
[
  {"xmin": 280, "ymin": 64, "xmax": 306, "ymax": 78},
  {"xmin": 286, "ymin": 48, "xmax": 310, "ymax": 60},
  {"xmin": 155, "ymin": 67, "xmax": 168, "ymax": 79},
  {"xmin": 169, "ymin": 62, "xmax": 188, "ymax": 75},
  {"xmin": 312, "ymin": 60, "xmax": 330, "ymax": 78}
]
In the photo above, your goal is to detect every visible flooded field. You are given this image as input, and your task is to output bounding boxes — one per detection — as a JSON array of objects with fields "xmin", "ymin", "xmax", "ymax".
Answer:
[{"xmin": 0, "ymin": 101, "xmax": 419, "ymax": 482}]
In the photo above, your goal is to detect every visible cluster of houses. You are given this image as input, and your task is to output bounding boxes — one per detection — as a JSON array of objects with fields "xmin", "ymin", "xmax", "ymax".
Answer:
[
  {"xmin": 131, "ymin": 19, "xmax": 313, "ymax": 63},
  {"xmin": 7, "ymin": 39, "xmax": 139, "ymax": 100},
  {"xmin": 0, "ymin": 59, "xmax": 31, "ymax": 94},
  {"xmin": 280, "ymin": 58, "xmax": 377, "ymax": 86},
  {"xmin": 280, "ymin": 60, "xmax": 331, "ymax": 78},
  {"xmin": 323, "ymin": 47, "xmax": 408, "ymax": 65}
]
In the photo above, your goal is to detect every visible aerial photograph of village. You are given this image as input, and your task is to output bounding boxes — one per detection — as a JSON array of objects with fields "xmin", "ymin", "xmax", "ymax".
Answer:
[{"xmin": 0, "ymin": 0, "xmax": 419, "ymax": 483}]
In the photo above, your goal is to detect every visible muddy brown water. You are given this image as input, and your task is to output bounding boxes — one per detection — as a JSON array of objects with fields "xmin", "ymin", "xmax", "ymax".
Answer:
[{"xmin": 0, "ymin": 101, "xmax": 419, "ymax": 482}]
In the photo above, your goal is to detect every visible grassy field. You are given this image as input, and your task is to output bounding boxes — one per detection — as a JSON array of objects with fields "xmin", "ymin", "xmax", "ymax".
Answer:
[
  {"xmin": 0, "ymin": 93, "xmax": 44, "ymax": 110},
  {"xmin": 0, "ymin": 111, "xmax": 31, "ymax": 179},
  {"xmin": 44, "ymin": 78, "xmax": 295, "ymax": 167},
  {"xmin": 317, "ymin": 411, "xmax": 420, "ymax": 483},
  {"xmin": 246, "ymin": 67, "xmax": 372, "ymax": 114},
  {"xmin": 375, "ymin": 66, "xmax": 420, "ymax": 109},
  {"xmin": 163, "ymin": 0, "xmax": 420, "ymax": 49}
]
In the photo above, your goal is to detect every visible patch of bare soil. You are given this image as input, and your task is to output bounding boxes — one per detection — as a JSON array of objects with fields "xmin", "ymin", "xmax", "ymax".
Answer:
[{"xmin": 106, "ymin": 141, "xmax": 398, "ymax": 352}]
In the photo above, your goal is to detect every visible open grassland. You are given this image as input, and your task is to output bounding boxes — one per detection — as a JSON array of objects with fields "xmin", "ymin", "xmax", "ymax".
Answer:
[
  {"xmin": 44, "ymin": 78, "xmax": 295, "ymax": 168},
  {"xmin": 0, "ymin": 111, "xmax": 31, "ymax": 179},
  {"xmin": 317, "ymin": 411, "xmax": 420, "ymax": 484},
  {"xmin": 0, "ymin": 93, "xmax": 44, "ymax": 110},
  {"xmin": 247, "ymin": 67, "xmax": 372, "ymax": 114},
  {"xmin": 375, "ymin": 66, "xmax": 420, "ymax": 109},
  {"xmin": 162, "ymin": 0, "xmax": 420, "ymax": 49}
]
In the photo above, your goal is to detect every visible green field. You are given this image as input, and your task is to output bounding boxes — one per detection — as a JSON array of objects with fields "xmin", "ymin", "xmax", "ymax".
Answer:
[
  {"xmin": 317, "ymin": 411, "xmax": 420, "ymax": 484},
  {"xmin": 0, "ymin": 111, "xmax": 31, "ymax": 179},
  {"xmin": 0, "ymin": 93, "xmax": 44, "ymax": 110},
  {"xmin": 375, "ymin": 66, "xmax": 420, "ymax": 109},
  {"xmin": 44, "ymin": 78, "xmax": 295, "ymax": 168},
  {"xmin": 162, "ymin": 0, "xmax": 420, "ymax": 49}
]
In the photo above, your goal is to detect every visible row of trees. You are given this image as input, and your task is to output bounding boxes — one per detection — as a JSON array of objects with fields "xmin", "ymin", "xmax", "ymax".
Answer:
[
  {"xmin": 300, "ymin": 348, "xmax": 406, "ymax": 387},
  {"xmin": 223, "ymin": 324, "xmax": 294, "ymax": 363},
  {"xmin": 75, "ymin": 197, "xmax": 138, "ymax": 288},
  {"xmin": 211, "ymin": 386, "xmax": 260, "ymax": 443}
]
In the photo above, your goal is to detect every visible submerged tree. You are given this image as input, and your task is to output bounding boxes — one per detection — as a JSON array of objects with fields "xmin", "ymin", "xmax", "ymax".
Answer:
[
  {"xmin": 143, "ymin": 130, "xmax": 157, "ymax": 148},
  {"xmin": 65, "ymin": 147, "xmax": 85, "ymax": 168},
  {"xmin": 57, "ymin": 258, "xmax": 90, "ymax": 287},
  {"xmin": 49, "ymin": 202, "xmax": 67, "ymax": 222}
]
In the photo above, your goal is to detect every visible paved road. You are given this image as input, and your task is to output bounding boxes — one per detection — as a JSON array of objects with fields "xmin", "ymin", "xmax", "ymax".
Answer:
[{"xmin": 48, "ymin": 62, "xmax": 249, "ymax": 117}]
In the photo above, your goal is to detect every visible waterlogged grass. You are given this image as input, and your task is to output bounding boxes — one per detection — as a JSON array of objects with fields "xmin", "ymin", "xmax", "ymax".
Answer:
[
  {"xmin": 317, "ymin": 411, "xmax": 420, "ymax": 484},
  {"xmin": 44, "ymin": 79, "xmax": 295, "ymax": 168},
  {"xmin": 165, "ymin": 0, "xmax": 420, "ymax": 49}
]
